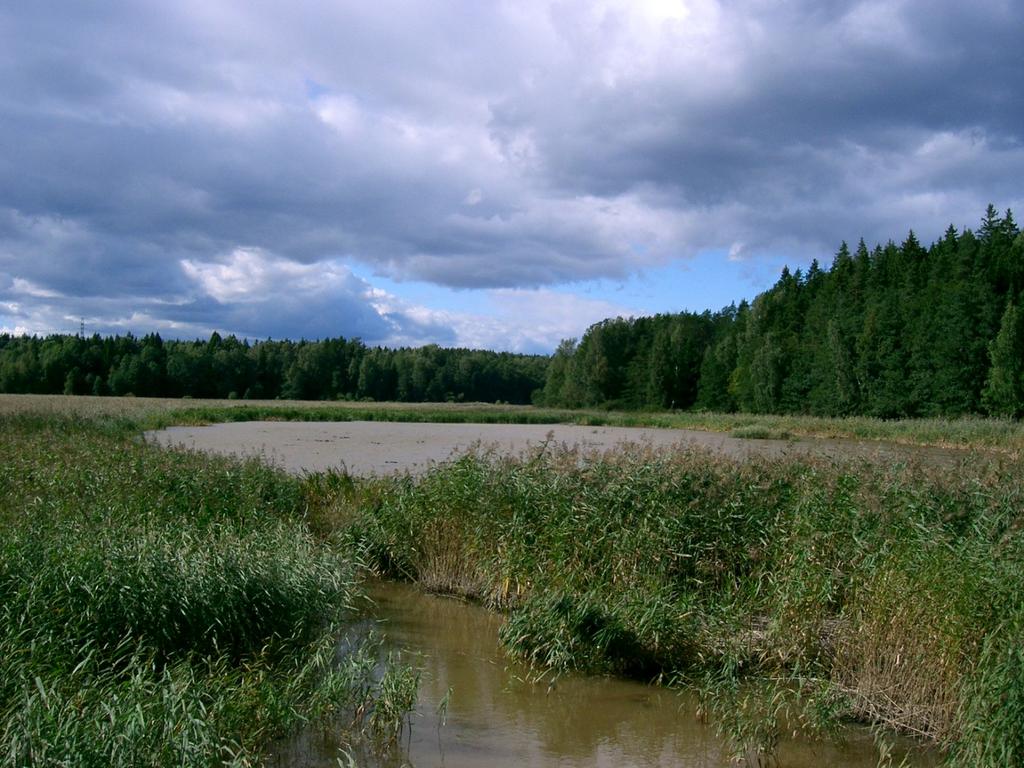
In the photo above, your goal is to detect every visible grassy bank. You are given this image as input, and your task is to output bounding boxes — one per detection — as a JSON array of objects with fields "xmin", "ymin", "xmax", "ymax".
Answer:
[
  {"xmin": 337, "ymin": 445, "xmax": 1024, "ymax": 765},
  {"xmin": 3, "ymin": 394, "xmax": 1024, "ymax": 453},
  {"xmin": 0, "ymin": 414, "xmax": 414, "ymax": 767}
]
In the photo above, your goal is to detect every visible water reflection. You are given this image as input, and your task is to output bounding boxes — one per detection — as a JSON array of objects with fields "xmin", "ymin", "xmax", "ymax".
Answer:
[{"xmin": 269, "ymin": 581, "xmax": 937, "ymax": 768}]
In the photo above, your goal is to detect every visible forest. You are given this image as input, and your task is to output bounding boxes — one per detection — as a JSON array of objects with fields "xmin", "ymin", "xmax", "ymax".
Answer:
[
  {"xmin": 0, "ymin": 333, "xmax": 548, "ymax": 405},
  {"xmin": 541, "ymin": 205, "xmax": 1024, "ymax": 418},
  {"xmin": 2, "ymin": 205, "xmax": 1021, "ymax": 418}
]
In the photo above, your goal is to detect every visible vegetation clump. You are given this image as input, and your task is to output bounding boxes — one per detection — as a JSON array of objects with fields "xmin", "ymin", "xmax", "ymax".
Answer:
[
  {"xmin": 541, "ymin": 206, "xmax": 1024, "ymax": 419},
  {"xmin": 0, "ymin": 332, "xmax": 546, "ymax": 404},
  {"xmin": 3, "ymin": 395, "xmax": 1022, "ymax": 765},
  {"xmin": 0, "ymin": 414, "xmax": 415, "ymax": 767}
]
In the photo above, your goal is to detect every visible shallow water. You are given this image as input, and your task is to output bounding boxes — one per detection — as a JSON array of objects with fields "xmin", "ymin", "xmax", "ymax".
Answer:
[
  {"xmin": 148, "ymin": 420, "xmax": 970, "ymax": 476},
  {"xmin": 268, "ymin": 581, "xmax": 937, "ymax": 768}
]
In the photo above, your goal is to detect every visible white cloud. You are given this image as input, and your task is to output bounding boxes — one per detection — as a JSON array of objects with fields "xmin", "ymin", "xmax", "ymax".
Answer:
[
  {"xmin": 180, "ymin": 247, "xmax": 363, "ymax": 304},
  {"xmin": 361, "ymin": 284, "xmax": 638, "ymax": 353},
  {"xmin": 475, "ymin": 288, "xmax": 639, "ymax": 351},
  {"xmin": 313, "ymin": 94, "xmax": 363, "ymax": 135},
  {"xmin": 11, "ymin": 277, "xmax": 63, "ymax": 299}
]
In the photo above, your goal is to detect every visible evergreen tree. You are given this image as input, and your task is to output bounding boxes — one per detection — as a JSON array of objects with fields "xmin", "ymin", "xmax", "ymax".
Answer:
[{"xmin": 982, "ymin": 299, "xmax": 1024, "ymax": 417}]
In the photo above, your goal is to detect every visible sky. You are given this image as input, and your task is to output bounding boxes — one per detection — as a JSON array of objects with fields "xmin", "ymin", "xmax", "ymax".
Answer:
[{"xmin": 1, "ymin": 0, "xmax": 1021, "ymax": 353}]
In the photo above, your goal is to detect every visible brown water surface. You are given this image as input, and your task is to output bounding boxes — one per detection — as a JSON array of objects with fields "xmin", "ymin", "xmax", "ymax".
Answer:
[
  {"xmin": 147, "ymin": 420, "xmax": 970, "ymax": 476},
  {"xmin": 268, "ymin": 581, "xmax": 937, "ymax": 768}
]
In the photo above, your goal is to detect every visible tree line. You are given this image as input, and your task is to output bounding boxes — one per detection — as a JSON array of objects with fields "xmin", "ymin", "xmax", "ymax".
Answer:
[
  {"xmin": 0, "ymin": 332, "xmax": 548, "ymax": 404},
  {"xmin": 540, "ymin": 205, "xmax": 1024, "ymax": 418},
  {"xmin": 3, "ymin": 205, "xmax": 1021, "ymax": 417}
]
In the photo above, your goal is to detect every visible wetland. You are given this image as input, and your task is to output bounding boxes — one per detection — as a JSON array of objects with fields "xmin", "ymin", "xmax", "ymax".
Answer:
[{"xmin": 2, "ymin": 396, "xmax": 1021, "ymax": 767}]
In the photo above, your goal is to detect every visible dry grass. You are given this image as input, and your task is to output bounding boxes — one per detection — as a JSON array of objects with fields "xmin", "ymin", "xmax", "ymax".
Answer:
[
  {"xmin": 0, "ymin": 393, "xmax": 535, "ymax": 419},
  {"xmin": 414, "ymin": 517, "xmax": 489, "ymax": 598}
]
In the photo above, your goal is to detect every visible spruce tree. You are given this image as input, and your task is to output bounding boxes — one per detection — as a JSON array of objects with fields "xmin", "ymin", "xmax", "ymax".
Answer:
[{"xmin": 982, "ymin": 299, "xmax": 1024, "ymax": 417}]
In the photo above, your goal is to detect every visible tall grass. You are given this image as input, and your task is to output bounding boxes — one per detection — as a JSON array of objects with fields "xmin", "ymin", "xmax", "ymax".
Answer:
[
  {"xmin": 0, "ymin": 414, "xmax": 415, "ymax": 767},
  {"xmin": 342, "ymin": 444, "xmax": 1024, "ymax": 764}
]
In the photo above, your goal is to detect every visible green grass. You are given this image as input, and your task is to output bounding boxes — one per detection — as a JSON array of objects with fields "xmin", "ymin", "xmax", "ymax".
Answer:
[
  {"xmin": 340, "ymin": 445, "xmax": 1024, "ymax": 765},
  {"xmin": 728, "ymin": 425, "xmax": 793, "ymax": 440},
  {"xmin": 0, "ymin": 413, "xmax": 416, "ymax": 767}
]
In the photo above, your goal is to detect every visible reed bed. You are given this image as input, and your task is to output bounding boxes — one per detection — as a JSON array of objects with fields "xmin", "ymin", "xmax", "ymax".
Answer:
[
  {"xmin": 3, "ymin": 394, "xmax": 1024, "ymax": 453},
  {"xmin": 0, "ymin": 414, "xmax": 415, "ymax": 767},
  {"xmin": 341, "ymin": 444, "xmax": 1024, "ymax": 765}
]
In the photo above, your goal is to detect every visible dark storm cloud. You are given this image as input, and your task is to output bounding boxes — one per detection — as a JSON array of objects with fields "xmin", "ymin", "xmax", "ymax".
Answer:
[
  {"xmin": 0, "ymin": 0, "xmax": 1021, "ymax": 340},
  {"xmin": 487, "ymin": 0, "xmax": 1023, "ymax": 250}
]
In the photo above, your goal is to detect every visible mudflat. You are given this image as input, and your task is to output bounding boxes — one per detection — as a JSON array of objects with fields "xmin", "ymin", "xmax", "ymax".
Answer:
[{"xmin": 145, "ymin": 420, "xmax": 967, "ymax": 476}]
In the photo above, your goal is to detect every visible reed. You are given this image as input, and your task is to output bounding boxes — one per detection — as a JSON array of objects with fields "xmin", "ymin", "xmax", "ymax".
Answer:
[
  {"xmin": 0, "ymin": 413, "xmax": 415, "ymax": 767},
  {"xmin": 4, "ymin": 395, "xmax": 1021, "ymax": 764},
  {"xmin": 343, "ymin": 444, "xmax": 1024, "ymax": 764}
]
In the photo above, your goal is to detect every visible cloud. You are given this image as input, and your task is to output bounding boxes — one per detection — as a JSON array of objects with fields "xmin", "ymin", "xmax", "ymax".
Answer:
[
  {"xmin": 368, "ymin": 286, "xmax": 640, "ymax": 353},
  {"xmin": 175, "ymin": 248, "xmax": 397, "ymax": 341},
  {"xmin": 0, "ymin": 243, "xmax": 629, "ymax": 353},
  {"xmin": 0, "ymin": 245, "xmax": 456, "ymax": 346},
  {"xmin": 0, "ymin": 0, "xmax": 1020, "ymax": 347},
  {"xmin": 181, "ymin": 248, "xmax": 350, "ymax": 305}
]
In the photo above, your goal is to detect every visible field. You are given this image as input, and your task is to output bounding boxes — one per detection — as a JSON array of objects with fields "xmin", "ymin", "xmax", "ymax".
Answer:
[{"xmin": 2, "ymin": 394, "xmax": 1023, "ymax": 766}]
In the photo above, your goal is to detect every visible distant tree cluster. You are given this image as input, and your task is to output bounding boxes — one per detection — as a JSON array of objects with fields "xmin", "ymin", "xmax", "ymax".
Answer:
[
  {"xmin": 0, "ymin": 332, "xmax": 547, "ymax": 404},
  {"xmin": 541, "ymin": 206, "xmax": 1024, "ymax": 418},
  {"xmin": 540, "ymin": 311, "xmax": 727, "ymax": 410}
]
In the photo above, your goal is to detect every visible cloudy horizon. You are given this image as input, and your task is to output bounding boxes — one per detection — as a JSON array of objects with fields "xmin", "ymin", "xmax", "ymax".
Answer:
[{"xmin": 1, "ymin": 0, "xmax": 1021, "ymax": 352}]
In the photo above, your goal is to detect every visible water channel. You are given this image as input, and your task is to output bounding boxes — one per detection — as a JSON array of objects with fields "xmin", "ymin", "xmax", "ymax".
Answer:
[{"xmin": 269, "ymin": 581, "xmax": 937, "ymax": 768}]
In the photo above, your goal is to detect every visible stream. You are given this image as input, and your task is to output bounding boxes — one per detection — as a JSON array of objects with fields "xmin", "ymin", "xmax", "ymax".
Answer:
[{"xmin": 268, "ymin": 580, "xmax": 937, "ymax": 768}]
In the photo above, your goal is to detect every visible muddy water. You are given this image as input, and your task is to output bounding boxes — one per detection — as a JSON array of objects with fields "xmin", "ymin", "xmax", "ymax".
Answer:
[
  {"xmin": 270, "ymin": 581, "xmax": 937, "ymax": 768},
  {"xmin": 148, "ymin": 420, "xmax": 970, "ymax": 476}
]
